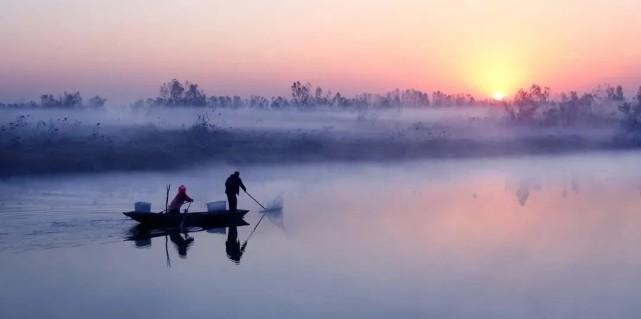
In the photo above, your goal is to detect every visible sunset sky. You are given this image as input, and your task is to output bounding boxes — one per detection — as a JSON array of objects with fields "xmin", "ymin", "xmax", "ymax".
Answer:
[{"xmin": 1, "ymin": 0, "xmax": 640, "ymax": 103}]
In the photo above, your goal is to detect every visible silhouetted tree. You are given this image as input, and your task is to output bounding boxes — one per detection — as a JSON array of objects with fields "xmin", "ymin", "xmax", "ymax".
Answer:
[
  {"xmin": 606, "ymin": 85, "xmax": 625, "ymax": 102},
  {"xmin": 88, "ymin": 95, "xmax": 107, "ymax": 107},
  {"xmin": 331, "ymin": 92, "xmax": 350, "ymax": 108},
  {"xmin": 560, "ymin": 92, "xmax": 594, "ymax": 125},
  {"xmin": 159, "ymin": 79, "xmax": 185, "ymax": 105},
  {"xmin": 400, "ymin": 89, "xmax": 430, "ymax": 106},
  {"xmin": 39, "ymin": 92, "xmax": 83, "ymax": 108},
  {"xmin": 291, "ymin": 81, "xmax": 313, "ymax": 107},
  {"xmin": 183, "ymin": 82, "xmax": 207, "ymax": 106},
  {"xmin": 619, "ymin": 87, "xmax": 641, "ymax": 129},
  {"xmin": 62, "ymin": 91, "xmax": 82, "ymax": 107},
  {"xmin": 505, "ymin": 84, "xmax": 550, "ymax": 123},
  {"xmin": 542, "ymin": 91, "xmax": 595, "ymax": 126},
  {"xmin": 40, "ymin": 94, "xmax": 57, "ymax": 107},
  {"xmin": 270, "ymin": 96, "xmax": 289, "ymax": 109},
  {"xmin": 249, "ymin": 95, "xmax": 270, "ymax": 108}
]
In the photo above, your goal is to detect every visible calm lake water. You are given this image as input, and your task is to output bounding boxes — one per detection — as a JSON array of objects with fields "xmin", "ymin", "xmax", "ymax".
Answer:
[{"xmin": 2, "ymin": 151, "xmax": 641, "ymax": 318}]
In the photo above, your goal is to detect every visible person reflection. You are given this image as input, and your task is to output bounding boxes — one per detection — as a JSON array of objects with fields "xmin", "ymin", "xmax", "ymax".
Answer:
[
  {"xmin": 226, "ymin": 226, "xmax": 245, "ymax": 264},
  {"xmin": 169, "ymin": 230, "xmax": 194, "ymax": 258}
]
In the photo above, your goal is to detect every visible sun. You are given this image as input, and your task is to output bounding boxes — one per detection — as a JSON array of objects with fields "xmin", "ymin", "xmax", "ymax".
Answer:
[{"xmin": 492, "ymin": 91, "xmax": 505, "ymax": 101}]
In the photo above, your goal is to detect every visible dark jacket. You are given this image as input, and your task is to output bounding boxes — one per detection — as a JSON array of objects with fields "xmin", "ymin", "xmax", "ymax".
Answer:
[{"xmin": 225, "ymin": 174, "xmax": 246, "ymax": 195}]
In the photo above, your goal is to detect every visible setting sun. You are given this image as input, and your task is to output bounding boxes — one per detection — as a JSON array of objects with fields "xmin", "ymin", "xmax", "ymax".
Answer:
[{"xmin": 4, "ymin": 1, "xmax": 641, "ymax": 318}]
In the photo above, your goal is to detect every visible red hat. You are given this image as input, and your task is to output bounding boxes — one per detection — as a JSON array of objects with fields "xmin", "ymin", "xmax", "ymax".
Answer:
[{"xmin": 178, "ymin": 185, "xmax": 186, "ymax": 193}]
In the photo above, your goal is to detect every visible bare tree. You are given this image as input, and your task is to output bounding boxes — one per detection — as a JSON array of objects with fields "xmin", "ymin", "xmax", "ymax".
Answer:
[
  {"xmin": 505, "ymin": 84, "xmax": 550, "ymax": 123},
  {"xmin": 619, "ymin": 87, "xmax": 641, "ymax": 129}
]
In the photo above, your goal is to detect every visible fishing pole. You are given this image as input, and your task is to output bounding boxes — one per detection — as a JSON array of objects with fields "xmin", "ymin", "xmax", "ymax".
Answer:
[
  {"xmin": 165, "ymin": 234, "xmax": 171, "ymax": 268},
  {"xmin": 179, "ymin": 202, "xmax": 192, "ymax": 231},
  {"xmin": 165, "ymin": 184, "xmax": 171, "ymax": 213},
  {"xmin": 244, "ymin": 191, "xmax": 266, "ymax": 210},
  {"xmin": 241, "ymin": 212, "xmax": 267, "ymax": 251}
]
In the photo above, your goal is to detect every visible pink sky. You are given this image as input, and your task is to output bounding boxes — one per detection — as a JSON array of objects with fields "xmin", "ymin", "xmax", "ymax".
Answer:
[{"xmin": 1, "ymin": 0, "xmax": 640, "ymax": 103}]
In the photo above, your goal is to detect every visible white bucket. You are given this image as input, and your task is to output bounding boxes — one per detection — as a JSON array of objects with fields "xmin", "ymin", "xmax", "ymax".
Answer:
[
  {"xmin": 134, "ymin": 202, "xmax": 151, "ymax": 213},
  {"xmin": 207, "ymin": 201, "xmax": 227, "ymax": 213}
]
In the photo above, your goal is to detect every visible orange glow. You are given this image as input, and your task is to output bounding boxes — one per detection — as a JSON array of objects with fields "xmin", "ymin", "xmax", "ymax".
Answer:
[{"xmin": 1, "ymin": 0, "xmax": 641, "ymax": 102}]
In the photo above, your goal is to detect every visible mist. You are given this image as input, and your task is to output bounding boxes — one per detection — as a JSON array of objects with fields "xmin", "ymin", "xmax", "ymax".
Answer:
[
  {"xmin": 2, "ymin": 81, "xmax": 641, "ymax": 176},
  {"xmin": 1, "ymin": 100, "xmax": 638, "ymax": 176}
]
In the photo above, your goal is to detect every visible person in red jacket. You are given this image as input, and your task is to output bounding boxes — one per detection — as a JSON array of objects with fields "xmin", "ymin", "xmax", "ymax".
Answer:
[{"xmin": 168, "ymin": 185, "xmax": 194, "ymax": 214}]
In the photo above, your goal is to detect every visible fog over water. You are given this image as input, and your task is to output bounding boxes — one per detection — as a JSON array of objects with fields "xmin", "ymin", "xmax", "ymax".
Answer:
[
  {"xmin": 3, "ymin": 0, "xmax": 641, "ymax": 317},
  {"xmin": 0, "ymin": 105, "xmax": 634, "ymax": 176},
  {"xmin": 2, "ymin": 102, "xmax": 641, "ymax": 318},
  {"xmin": 2, "ymin": 152, "xmax": 641, "ymax": 318}
]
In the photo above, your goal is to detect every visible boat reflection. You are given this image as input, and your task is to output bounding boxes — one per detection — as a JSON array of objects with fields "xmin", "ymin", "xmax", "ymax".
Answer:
[
  {"xmin": 124, "ymin": 207, "xmax": 284, "ymax": 266},
  {"xmin": 125, "ymin": 218, "xmax": 249, "ymax": 266}
]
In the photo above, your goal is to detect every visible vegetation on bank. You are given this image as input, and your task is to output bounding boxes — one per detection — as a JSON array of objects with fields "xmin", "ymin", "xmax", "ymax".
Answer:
[
  {"xmin": 0, "ymin": 91, "xmax": 107, "ymax": 109},
  {"xmin": 2, "ymin": 80, "xmax": 641, "ymax": 176}
]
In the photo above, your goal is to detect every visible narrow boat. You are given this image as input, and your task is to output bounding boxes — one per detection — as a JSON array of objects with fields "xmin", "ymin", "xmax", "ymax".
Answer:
[{"xmin": 123, "ymin": 210, "xmax": 249, "ymax": 227}]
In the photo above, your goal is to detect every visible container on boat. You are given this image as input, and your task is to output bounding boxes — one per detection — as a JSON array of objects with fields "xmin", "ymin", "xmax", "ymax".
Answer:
[
  {"xmin": 207, "ymin": 201, "xmax": 227, "ymax": 213},
  {"xmin": 134, "ymin": 202, "xmax": 151, "ymax": 213}
]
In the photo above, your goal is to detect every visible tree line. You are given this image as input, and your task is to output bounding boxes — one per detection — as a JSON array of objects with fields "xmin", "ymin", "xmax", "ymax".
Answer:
[
  {"xmin": 130, "ymin": 79, "xmax": 438, "ymax": 109},
  {"xmin": 3, "ymin": 80, "xmax": 641, "ymax": 129},
  {"xmin": 504, "ymin": 84, "xmax": 640, "ymax": 126},
  {"xmin": 0, "ymin": 91, "xmax": 106, "ymax": 109}
]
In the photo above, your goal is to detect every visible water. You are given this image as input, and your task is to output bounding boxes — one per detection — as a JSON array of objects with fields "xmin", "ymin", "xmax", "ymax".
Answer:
[{"xmin": 2, "ymin": 151, "xmax": 641, "ymax": 318}]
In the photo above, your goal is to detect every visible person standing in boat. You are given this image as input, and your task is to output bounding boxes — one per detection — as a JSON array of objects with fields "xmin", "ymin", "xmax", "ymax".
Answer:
[
  {"xmin": 225, "ymin": 171, "xmax": 246, "ymax": 212},
  {"xmin": 168, "ymin": 185, "xmax": 194, "ymax": 214}
]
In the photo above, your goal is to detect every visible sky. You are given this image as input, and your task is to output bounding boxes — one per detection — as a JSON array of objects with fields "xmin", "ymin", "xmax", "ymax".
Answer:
[{"xmin": 1, "ymin": 0, "xmax": 640, "ymax": 104}]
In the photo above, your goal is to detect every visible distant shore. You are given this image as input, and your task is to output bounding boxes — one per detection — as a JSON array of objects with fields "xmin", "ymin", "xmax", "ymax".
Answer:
[{"xmin": 2, "ymin": 124, "xmax": 640, "ymax": 176}]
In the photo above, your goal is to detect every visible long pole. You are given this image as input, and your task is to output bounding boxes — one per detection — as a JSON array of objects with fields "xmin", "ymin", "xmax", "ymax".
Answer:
[
  {"xmin": 179, "ymin": 202, "xmax": 191, "ymax": 231},
  {"xmin": 165, "ymin": 234, "xmax": 171, "ymax": 267},
  {"xmin": 165, "ymin": 184, "xmax": 170, "ymax": 213},
  {"xmin": 241, "ymin": 212, "xmax": 266, "ymax": 252},
  {"xmin": 244, "ymin": 191, "xmax": 266, "ymax": 210}
]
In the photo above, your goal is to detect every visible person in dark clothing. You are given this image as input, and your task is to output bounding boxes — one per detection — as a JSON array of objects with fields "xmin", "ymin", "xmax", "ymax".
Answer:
[
  {"xmin": 225, "ymin": 171, "xmax": 246, "ymax": 212},
  {"xmin": 168, "ymin": 185, "xmax": 194, "ymax": 214}
]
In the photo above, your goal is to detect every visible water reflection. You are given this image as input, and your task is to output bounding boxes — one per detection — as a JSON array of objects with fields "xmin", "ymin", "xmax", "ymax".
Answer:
[
  {"xmin": 126, "ymin": 223, "xmax": 246, "ymax": 265},
  {"xmin": 506, "ymin": 178, "xmax": 542, "ymax": 206},
  {"xmin": 5, "ymin": 154, "xmax": 641, "ymax": 318},
  {"xmin": 506, "ymin": 176, "xmax": 587, "ymax": 206},
  {"xmin": 225, "ymin": 226, "xmax": 244, "ymax": 264},
  {"xmin": 124, "ymin": 208, "xmax": 283, "ymax": 265},
  {"xmin": 169, "ymin": 230, "xmax": 194, "ymax": 258}
]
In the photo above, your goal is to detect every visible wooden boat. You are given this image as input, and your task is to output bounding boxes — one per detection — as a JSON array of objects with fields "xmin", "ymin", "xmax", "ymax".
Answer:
[{"xmin": 123, "ymin": 210, "xmax": 249, "ymax": 227}]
